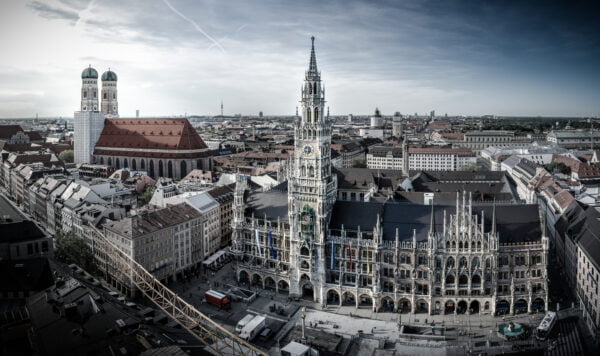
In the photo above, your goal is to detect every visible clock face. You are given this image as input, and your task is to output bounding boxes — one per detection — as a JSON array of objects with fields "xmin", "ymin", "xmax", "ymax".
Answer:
[{"xmin": 303, "ymin": 145, "xmax": 312, "ymax": 155}]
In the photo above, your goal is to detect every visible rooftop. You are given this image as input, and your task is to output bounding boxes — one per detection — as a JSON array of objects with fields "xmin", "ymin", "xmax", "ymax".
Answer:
[
  {"xmin": 104, "ymin": 203, "xmax": 201, "ymax": 238},
  {"xmin": 94, "ymin": 118, "xmax": 210, "ymax": 156},
  {"xmin": 330, "ymin": 200, "xmax": 541, "ymax": 243}
]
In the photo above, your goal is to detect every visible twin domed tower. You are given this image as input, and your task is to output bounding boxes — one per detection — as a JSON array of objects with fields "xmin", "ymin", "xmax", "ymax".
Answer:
[
  {"xmin": 80, "ymin": 65, "xmax": 119, "ymax": 117},
  {"xmin": 74, "ymin": 65, "xmax": 119, "ymax": 164}
]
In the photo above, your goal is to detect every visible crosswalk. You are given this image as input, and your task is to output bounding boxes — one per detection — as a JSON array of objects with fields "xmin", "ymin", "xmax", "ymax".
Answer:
[{"xmin": 546, "ymin": 317, "xmax": 584, "ymax": 356}]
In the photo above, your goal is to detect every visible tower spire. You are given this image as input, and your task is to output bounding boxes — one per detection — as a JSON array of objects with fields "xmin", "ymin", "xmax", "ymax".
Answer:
[
  {"xmin": 308, "ymin": 36, "xmax": 318, "ymax": 76},
  {"xmin": 429, "ymin": 200, "xmax": 436, "ymax": 235},
  {"xmin": 491, "ymin": 198, "xmax": 497, "ymax": 235}
]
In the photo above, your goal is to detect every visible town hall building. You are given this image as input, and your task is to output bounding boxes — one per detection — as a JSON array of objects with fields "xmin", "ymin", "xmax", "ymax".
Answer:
[{"xmin": 231, "ymin": 37, "xmax": 549, "ymax": 316}]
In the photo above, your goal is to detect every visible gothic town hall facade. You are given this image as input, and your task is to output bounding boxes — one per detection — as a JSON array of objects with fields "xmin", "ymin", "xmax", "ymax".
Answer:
[{"xmin": 231, "ymin": 38, "xmax": 549, "ymax": 316}]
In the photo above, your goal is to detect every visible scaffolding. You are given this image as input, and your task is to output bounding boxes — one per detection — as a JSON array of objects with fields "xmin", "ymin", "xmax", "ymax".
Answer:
[{"xmin": 95, "ymin": 226, "xmax": 267, "ymax": 356}]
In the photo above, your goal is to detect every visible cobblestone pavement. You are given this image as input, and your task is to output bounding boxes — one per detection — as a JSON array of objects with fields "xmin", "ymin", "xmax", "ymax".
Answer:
[{"xmin": 163, "ymin": 261, "xmax": 560, "ymax": 354}]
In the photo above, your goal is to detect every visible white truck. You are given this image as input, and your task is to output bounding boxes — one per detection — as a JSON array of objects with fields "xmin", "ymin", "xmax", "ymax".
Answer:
[
  {"xmin": 239, "ymin": 315, "xmax": 266, "ymax": 341},
  {"xmin": 236, "ymin": 314, "xmax": 255, "ymax": 334}
]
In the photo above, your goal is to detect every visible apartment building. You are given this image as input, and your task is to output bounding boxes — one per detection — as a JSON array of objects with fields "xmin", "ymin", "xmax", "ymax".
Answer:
[
  {"xmin": 366, "ymin": 146, "xmax": 403, "ymax": 170},
  {"xmin": 408, "ymin": 147, "xmax": 476, "ymax": 171},
  {"xmin": 102, "ymin": 203, "xmax": 202, "ymax": 296}
]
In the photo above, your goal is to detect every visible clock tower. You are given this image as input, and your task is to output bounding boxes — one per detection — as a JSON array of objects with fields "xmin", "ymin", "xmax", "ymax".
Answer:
[{"xmin": 288, "ymin": 37, "xmax": 337, "ymax": 301}]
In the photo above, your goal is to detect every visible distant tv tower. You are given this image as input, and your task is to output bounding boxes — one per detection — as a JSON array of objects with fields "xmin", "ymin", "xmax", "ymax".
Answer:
[{"xmin": 220, "ymin": 100, "xmax": 223, "ymax": 117}]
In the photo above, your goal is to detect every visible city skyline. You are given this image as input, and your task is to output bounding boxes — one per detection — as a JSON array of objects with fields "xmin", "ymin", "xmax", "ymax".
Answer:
[{"xmin": 1, "ymin": 0, "xmax": 599, "ymax": 118}]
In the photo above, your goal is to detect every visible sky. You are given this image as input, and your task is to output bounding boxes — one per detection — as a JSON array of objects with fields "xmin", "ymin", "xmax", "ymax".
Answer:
[{"xmin": 0, "ymin": 0, "xmax": 599, "ymax": 118}]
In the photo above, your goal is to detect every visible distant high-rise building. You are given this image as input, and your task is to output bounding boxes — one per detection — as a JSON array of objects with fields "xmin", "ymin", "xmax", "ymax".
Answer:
[
  {"xmin": 74, "ymin": 66, "xmax": 104, "ymax": 164},
  {"xmin": 136, "ymin": 109, "xmax": 140, "ymax": 118},
  {"xmin": 101, "ymin": 69, "xmax": 118, "ymax": 117}
]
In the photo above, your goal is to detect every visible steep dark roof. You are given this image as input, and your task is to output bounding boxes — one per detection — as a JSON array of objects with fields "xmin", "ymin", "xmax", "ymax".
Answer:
[
  {"xmin": 245, "ymin": 181, "xmax": 288, "ymax": 220},
  {"xmin": 0, "ymin": 258, "xmax": 54, "ymax": 293},
  {"xmin": 25, "ymin": 131, "xmax": 43, "ymax": 141},
  {"xmin": 0, "ymin": 125, "xmax": 24, "ymax": 140},
  {"xmin": 0, "ymin": 194, "xmax": 48, "ymax": 243},
  {"xmin": 330, "ymin": 200, "xmax": 541, "ymax": 244},
  {"xmin": 335, "ymin": 168, "xmax": 375, "ymax": 190},
  {"xmin": 574, "ymin": 206, "xmax": 600, "ymax": 270}
]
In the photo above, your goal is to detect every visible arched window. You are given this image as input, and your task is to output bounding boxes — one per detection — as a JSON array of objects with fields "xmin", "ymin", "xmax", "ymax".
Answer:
[
  {"xmin": 123, "ymin": 158, "xmax": 128, "ymax": 168},
  {"xmin": 472, "ymin": 257, "xmax": 480, "ymax": 269},
  {"xmin": 459, "ymin": 241, "xmax": 463, "ymax": 249},
  {"xmin": 306, "ymin": 109, "xmax": 311, "ymax": 122},
  {"xmin": 446, "ymin": 257, "xmax": 455, "ymax": 268},
  {"xmin": 141, "ymin": 159, "xmax": 145, "ymax": 170},
  {"xmin": 464, "ymin": 241, "xmax": 469, "ymax": 249},
  {"xmin": 180, "ymin": 161, "xmax": 187, "ymax": 179},
  {"xmin": 300, "ymin": 247, "xmax": 310, "ymax": 256},
  {"xmin": 459, "ymin": 257, "xmax": 467, "ymax": 268},
  {"xmin": 315, "ymin": 107, "xmax": 319, "ymax": 121},
  {"xmin": 99, "ymin": 157, "xmax": 104, "ymax": 165},
  {"xmin": 308, "ymin": 166, "xmax": 314, "ymax": 177},
  {"xmin": 445, "ymin": 274, "xmax": 455, "ymax": 284},
  {"xmin": 107, "ymin": 157, "xmax": 112, "ymax": 166},
  {"xmin": 167, "ymin": 161, "xmax": 173, "ymax": 178},
  {"xmin": 197, "ymin": 159, "xmax": 203, "ymax": 170},
  {"xmin": 301, "ymin": 166, "xmax": 306, "ymax": 176},
  {"xmin": 158, "ymin": 160, "xmax": 164, "ymax": 177},
  {"xmin": 472, "ymin": 275, "xmax": 481, "ymax": 284},
  {"xmin": 132, "ymin": 159, "xmax": 137, "ymax": 170},
  {"xmin": 313, "ymin": 82, "xmax": 317, "ymax": 94},
  {"xmin": 459, "ymin": 274, "xmax": 468, "ymax": 285},
  {"xmin": 115, "ymin": 158, "xmax": 120, "ymax": 169},
  {"xmin": 149, "ymin": 160, "xmax": 155, "ymax": 177}
]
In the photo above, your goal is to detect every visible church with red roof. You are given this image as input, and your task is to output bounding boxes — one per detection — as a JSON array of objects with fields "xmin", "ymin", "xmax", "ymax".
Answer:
[{"xmin": 93, "ymin": 117, "xmax": 212, "ymax": 179}]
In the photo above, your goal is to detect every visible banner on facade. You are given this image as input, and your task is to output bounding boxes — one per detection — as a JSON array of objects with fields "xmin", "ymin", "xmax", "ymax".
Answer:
[
  {"xmin": 331, "ymin": 240, "xmax": 335, "ymax": 270},
  {"xmin": 255, "ymin": 229, "xmax": 262, "ymax": 257},
  {"xmin": 269, "ymin": 231, "xmax": 277, "ymax": 259}
]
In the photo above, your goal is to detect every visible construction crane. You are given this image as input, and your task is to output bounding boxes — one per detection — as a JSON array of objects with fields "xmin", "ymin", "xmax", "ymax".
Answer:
[{"xmin": 92, "ymin": 226, "xmax": 267, "ymax": 356}]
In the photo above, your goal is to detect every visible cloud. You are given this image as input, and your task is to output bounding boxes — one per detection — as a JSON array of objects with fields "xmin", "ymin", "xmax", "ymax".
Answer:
[
  {"xmin": 58, "ymin": 0, "xmax": 93, "ymax": 11},
  {"xmin": 26, "ymin": 1, "xmax": 79, "ymax": 23},
  {"xmin": 5, "ymin": 0, "xmax": 600, "ymax": 117},
  {"xmin": 161, "ymin": 0, "xmax": 225, "ymax": 52}
]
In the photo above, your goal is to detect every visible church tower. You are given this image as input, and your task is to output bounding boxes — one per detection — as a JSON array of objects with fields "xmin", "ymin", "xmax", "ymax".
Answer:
[
  {"xmin": 101, "ymin": 69, "xmax": 119, "ymax": 117},
  {"xmin": 288, "ymin": 37, "xmax": 337, "ymax": 301},
  {"xmin": 80, "ymin": 65, "xmax": 99, "ymax": 111},
  {"xmin": 74, "ymin": 65, "xmax": 105, "ymax": 164}
]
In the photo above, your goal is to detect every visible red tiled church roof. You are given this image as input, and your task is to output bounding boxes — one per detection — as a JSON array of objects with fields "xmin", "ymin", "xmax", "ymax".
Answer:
[{"xmin": 95, "ymin": 118, "xmax": 208, "ymax": 151}]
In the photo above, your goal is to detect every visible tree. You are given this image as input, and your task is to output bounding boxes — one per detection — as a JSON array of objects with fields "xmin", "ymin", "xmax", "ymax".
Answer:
[
  {"xmin": 139, "ymin": 186, "xmax": 155, "ymax": 205},
  {"xmin": 459, "ymin": 163, "xmax": 478, "ymax": 172},
  {"xmin": 544, "ymin": 162, "xmax": 571, "ymax": 175},
  {"xmin": 353, "ymin": 157, "xmax": 367, "ymax": 168},
  {"xmin": 59, "ymin": 149, "xmax": 74, "ymax": 163},
  {"xmin": 54, "ymin": 231, "xmax": 97, "ymax": 273}
]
